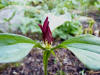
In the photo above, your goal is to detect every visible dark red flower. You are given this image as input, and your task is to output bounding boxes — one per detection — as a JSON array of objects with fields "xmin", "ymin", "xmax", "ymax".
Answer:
[{"xmin": 38, "ymin": 17, "xmax": 53, "ymax": 44}]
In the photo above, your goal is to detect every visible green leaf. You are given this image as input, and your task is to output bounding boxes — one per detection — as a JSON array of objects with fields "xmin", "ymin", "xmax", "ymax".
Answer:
[
  {"xmin": 50, "ymin": 50, "xmax": 56, "ymax": 57},
  {"xmin": 4, "ymin": 11, "xmax": 16, "ymax": 22},
  {"xmin": 8, "ymin": 11, "xmax": 16, "ymax": 21},
  {"xmin": 60, "ymin": 34, "xmax": 100, "ymax": 70},
  {"xmin": 43, "ymin": 50, "xmax": 51, "ymax": 75},
  {"xmin": 0, "ymin": 33, "xmax": 35, "ymax": 63}
]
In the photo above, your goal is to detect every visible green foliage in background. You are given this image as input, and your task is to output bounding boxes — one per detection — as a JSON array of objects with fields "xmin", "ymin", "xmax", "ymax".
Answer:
[
  {"xmin": 95, "ymin": 0, "xmax": 100, "ymax": 10},
  {"xmin": 4, "ymin": 11, "xmax": 16, "ymax": 32},
  {"xmin": 53, "ymin": 21, "xmax": 83, "ymax": 39},
  {"xmin": 0, "ymin": 0, "xmax": 17, "ymax": 9},
  {"xmin": 64, "ymin": 0, "xmax": 98, "ymax": 10},
  {"xmin": 0, "ymin": 0, "xmax": 99, "ymax": 38},
  {"xmin": 18, "ymin": 17, "xmax": 41, "ymax": 34}
]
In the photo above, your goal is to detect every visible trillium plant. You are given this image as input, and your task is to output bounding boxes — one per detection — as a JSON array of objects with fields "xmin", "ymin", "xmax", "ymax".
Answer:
[{"xmin": 0, "ymin": 17, "xmax": 100, "ymax": 75}]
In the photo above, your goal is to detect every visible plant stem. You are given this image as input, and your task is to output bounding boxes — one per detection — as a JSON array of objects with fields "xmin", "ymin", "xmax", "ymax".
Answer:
[
  {"xmin": 8, "ymin": 22, "xmax": 11, "ymax": 33},
  {"xmin": 43, "ymin": 50, "xmax": 51, "ymax": 75}
]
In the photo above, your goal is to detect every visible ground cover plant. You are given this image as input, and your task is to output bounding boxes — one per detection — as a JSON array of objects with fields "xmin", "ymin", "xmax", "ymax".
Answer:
[
  {"xmin": 53, "ymin": 20, "xmax": 83, "ymax": 39},
  {"xmin": 0, "ymin": 17, "xmax": 100, "ymax": 75}
]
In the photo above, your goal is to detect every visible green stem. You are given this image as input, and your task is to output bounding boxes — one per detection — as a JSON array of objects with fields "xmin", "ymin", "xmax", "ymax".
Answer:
[
  {"xmin": 43, "ymin": 50, "xmax": 51, "ymax": 75},
  {"xmin": 8, "ymin": 22, "xmax": 11, "ymax": 33}
]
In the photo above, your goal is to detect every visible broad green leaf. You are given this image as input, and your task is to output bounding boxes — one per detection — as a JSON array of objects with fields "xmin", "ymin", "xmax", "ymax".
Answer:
[
  {"xmin": 43, "ymin": 50, "xmax": 51, "ymax": 75},
  {"xmin": 60, "ymin": 34, "xmax": 100, "ymax": 70},
  {"xmin": 0, "ymin": 33, "xmax": 35, "ymax": 63}
]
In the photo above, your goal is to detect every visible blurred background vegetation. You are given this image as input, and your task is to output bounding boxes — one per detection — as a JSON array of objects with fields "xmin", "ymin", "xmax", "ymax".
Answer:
[{"xmin": 0, "ymin": 0, "xmax": 100, "ymax": 39}]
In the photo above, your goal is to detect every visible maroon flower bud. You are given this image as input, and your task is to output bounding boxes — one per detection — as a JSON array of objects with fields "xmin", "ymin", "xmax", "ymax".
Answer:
[{"xmin": 38, "ymin": 17, "xmax": 53, "ymax": 44}]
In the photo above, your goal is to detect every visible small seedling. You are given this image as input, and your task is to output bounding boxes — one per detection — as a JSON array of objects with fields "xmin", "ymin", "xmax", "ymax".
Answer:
[
  {"xmin": 84, "ymin": 19, "xmax": 95, "ymax": 34},
  {"xmin": 80, "ymin": 70, "xmax": 85, "ymax": 75},
  {"xmin": 55, "ymin": 70, "xmax": 66, "ymax": 75},
  {"xmin": 4, "ymin": 11, "xmax": 16, "ymax": 32}
]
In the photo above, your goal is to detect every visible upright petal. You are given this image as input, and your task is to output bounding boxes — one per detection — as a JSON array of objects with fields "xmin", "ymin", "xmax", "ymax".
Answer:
[
  {"xmin": 38, "ymin": 24, "xmax": 44, "ymax": 32},
  {"xmin": 38, "ymin": 17, "xmax": 53, "ymax": 44},
  {"xmin": 43, "ymin": 17, "xmax": 48, "ymax": 31}
]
